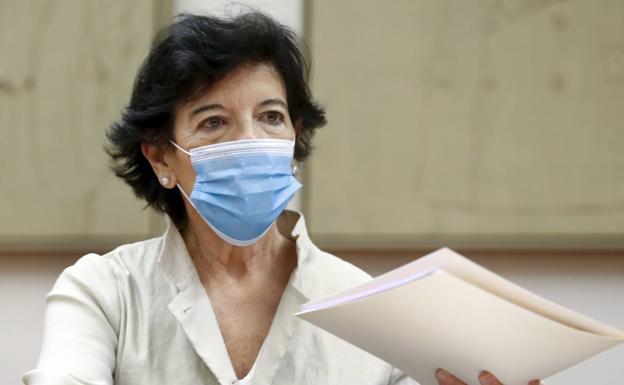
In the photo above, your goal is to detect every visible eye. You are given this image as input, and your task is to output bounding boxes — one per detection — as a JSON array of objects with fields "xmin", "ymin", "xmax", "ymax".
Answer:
[
  {"xmin": 261, "ymin": 111, "xmax": 285, "ymax": 125},
  {"xmin": 200, "ymin": 116, "xmax": 226, "ymax": 131}
]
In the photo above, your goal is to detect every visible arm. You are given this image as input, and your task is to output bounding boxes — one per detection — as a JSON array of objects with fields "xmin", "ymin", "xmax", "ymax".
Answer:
[{"xmin": 23, "ymin": 254, "xmax": 120, "ymax": 385}]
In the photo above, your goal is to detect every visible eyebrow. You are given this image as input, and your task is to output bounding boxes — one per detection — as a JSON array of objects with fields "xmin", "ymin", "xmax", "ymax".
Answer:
[
  {"xmin": 190, "ymin": 98, "xmax": 288, "ymax": 117},
  {"xmin": 190, "ymin": 104, "xmax": 225, "ymax": 117},
  {"xmin": 259, "ymin": 98, "xmax": 288, "ymax": 110}
]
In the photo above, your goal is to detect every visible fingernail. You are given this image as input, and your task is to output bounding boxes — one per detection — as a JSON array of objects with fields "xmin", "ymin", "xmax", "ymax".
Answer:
[
  {"xmin": 479, "ymin": 372, "xmax": 495, "ymax": 385},
  {"xmin": 436, "ymin": 369, "xmax": 450, "ymax": 381}
]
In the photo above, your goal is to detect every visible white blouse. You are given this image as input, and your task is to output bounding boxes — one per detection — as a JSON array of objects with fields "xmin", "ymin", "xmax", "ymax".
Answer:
[{"xmin": 23, "ymin": 209, "xmax": 419, "ymax": 385}]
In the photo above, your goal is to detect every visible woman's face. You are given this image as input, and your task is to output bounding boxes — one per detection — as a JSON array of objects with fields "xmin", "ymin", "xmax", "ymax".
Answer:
[{"xmin": 164, "ymin": 62, "xmax": 299, "ymax": 196}]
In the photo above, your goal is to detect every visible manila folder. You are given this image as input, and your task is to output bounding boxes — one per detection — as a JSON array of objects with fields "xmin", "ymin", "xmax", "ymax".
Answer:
[{"xmin": 295, "ymin": 247, "xmax": 624, "ymax": 385}]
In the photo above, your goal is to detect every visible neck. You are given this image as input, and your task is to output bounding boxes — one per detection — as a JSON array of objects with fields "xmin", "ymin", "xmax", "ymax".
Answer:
[{"xmin": 181, "ymin": 209, "xmax": 296, "ymax": 287}]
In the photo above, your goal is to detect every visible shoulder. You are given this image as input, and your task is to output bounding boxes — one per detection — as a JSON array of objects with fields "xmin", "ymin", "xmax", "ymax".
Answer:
[
  {"xmin": 301, "ymin": 243, "xmax": 373, "ymax": 298},
  {"xmin": 61, "ymin": 236, "xmax": 164, "ymax": 285},
  {"xmin": 51, "ymin": 236, "xmax": 167, "ymax": 326},
  {"xmin": 54, "ymin": 236, "xmax": 165, "ymax": 306},
  {"xmin": 315, "ymin": 246, "xmax": 372, "ymax": 284}
]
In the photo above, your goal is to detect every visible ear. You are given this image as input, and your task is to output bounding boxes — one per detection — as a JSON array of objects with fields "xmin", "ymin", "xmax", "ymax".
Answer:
[{"xmin": 141, "ymin": 143, "xmax": 177, "ymax": 189}]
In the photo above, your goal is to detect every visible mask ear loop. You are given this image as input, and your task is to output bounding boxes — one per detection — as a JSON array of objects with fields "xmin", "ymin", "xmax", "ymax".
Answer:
[
  {"xmin": 168, "ymin": 140, "xmax": 196, "ymax": 220},
  {"xmin": 170, "ymin": 140, "xmax": 191, "ymax": 156},
  {"xmin": 167, "ymin": 140, "xmax": 190, "ymax": 193},
  {"xmin": 168, "ymin": 139, "xmax": 193, "ymax": 202}
]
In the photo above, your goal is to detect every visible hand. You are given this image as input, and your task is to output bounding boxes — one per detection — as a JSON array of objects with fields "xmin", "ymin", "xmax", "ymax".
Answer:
[{"xmin": 435, "ymin": 368, "xmax": 542, "ymax": 385}]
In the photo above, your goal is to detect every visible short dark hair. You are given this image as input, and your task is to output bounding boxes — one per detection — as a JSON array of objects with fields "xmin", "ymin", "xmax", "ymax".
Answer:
[{"xmin": 106, "ymin": 11, "xmax": 326, "ymax": 228}]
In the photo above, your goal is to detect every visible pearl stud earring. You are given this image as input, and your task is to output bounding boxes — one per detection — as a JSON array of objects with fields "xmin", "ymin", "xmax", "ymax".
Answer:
[
  {"xmin": 161, "ymin": 176, "xmax": 170, "ymax": 187},
  {"xmin": 292, "ymin": 164, "xmax": 299, "ymax": 176}
]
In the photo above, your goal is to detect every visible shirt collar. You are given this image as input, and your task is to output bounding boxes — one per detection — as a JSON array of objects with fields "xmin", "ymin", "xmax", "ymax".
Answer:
[{"xmin": 157, "ymin": 208, "xmax": 315, "ymax": 296}]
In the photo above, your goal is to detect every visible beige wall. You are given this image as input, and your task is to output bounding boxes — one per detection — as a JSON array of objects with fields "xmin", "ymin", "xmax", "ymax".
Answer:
[
  {"xmin": 306, "ymin": 0, "xmax": 624, "ymax": 248},
  {"xmin": 0, "ymin": 0, "xmax": 161, "ymax": 248}
]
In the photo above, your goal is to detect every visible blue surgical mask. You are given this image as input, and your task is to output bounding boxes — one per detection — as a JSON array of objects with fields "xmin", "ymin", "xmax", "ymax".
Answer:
[{"xmin": 170, "ymin": 138, "xmax": 302, "ymax": 246}]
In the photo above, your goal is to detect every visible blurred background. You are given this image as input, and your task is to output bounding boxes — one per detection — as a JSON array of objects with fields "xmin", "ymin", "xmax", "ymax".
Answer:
[{"xmin": 1, "ymin": 0, "xmax": 623, "ymax": 384}]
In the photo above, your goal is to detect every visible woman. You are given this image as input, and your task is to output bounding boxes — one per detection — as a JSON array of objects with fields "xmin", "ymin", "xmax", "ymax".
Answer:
[{"xmin": 24, "ymin": 11, "xmax": 541, "ymax": 385}]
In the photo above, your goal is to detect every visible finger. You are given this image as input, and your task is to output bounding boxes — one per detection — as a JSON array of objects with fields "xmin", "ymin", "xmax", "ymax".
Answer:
[
  {"xmin": 478, "ymin": 371, "xmax": 503, "ymax": 385},
  {"xmin": 435, "ymin": 368, "xmax": 469, "ymax": 385},
  {"xmin": 528, "ymin": 380, "xmax": 543, "ymax": 385}
]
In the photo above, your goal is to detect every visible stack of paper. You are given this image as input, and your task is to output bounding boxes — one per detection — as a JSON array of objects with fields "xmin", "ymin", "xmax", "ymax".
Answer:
[{"xmin": 295, "ymin": 248, "xmax": 624, "ymax": 385}]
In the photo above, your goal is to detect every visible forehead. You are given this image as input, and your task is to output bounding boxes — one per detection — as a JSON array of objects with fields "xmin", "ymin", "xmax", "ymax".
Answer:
[{"xmin": 189, "ymin": 62, "xmax": 287, "ymax": 106}]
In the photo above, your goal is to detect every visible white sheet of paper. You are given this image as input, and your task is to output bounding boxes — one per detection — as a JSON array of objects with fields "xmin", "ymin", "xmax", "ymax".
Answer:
[{"xmin": 295, "ymin": 248, "xmax": 624, "ymax": 385}]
